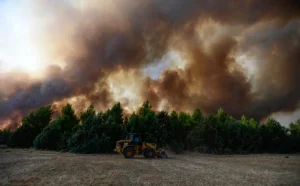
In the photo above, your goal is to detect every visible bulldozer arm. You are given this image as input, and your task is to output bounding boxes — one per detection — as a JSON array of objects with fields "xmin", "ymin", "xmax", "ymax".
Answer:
[{"xmin": 143, "ymin": 142, "xmax": 168, "ymax": 159}]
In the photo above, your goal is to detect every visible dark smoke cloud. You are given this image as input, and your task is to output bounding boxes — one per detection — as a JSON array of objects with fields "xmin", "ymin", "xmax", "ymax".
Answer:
[
  {"xmin": 1, "ymin": 0, "xmax": 300, "ymax": 129},
  {"xmin": 241, "ymin": 20, "xmax": 300, "ymax": 119},
  {"xmin": 155, "ymin": 0, "xmax": 300, "ymax": 25},
  {"xmin": 149, "ymin": 19, "xmax": 300, "ymax": 120},
  {"xmin": 156, "ymin": 70, "xmax": 189, "ymax": 111},
  {"xmin": 150, "ymin": 35, "xmax": 253, "ymax": 117}
]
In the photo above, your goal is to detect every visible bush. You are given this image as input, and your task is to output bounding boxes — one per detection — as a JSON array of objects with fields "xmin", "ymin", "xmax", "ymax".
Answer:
[
  {"xmin": 10, "ymin": 105, "xmax": 53, "ymax": 148},
  {"xmin": 34, "ymin": 121, "xmax": 61, "ymax": 150},
  {"xmin": 0, "ymin": 129, "xmax": 13, "ymax": 146}
]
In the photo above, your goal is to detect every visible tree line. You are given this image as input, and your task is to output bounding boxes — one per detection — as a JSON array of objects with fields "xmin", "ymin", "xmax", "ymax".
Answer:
[{"xmin": 0, "ymin": 101, "xmax": 299, "ymax": 154}]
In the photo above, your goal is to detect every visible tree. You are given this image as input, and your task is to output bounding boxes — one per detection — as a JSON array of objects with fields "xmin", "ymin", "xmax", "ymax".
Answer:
[
  {"xmin": 140, "ymin": 108, "xmax": 157, "ymax": 142},
  {"xmin": 125, "ymin": 112, "xmax": 142, "ymax": 134},
  {"xmin": 168, "ymin": 111, "xmax": 185, "ymax": 153},
  {"xmin": 0, "ymin": 129, "xmax": 13, "ymax": 146},
  {"xmin": 259, "ymin": 118, "xmax": 289, "ymax": 153},
  {"xmin": 290, "ymin": 119, "xmax": 300, "ymax": 135},
  {"xmin": 101, "ymin": 103, "xmax": 124, "ymax": 151},
  {"xmin": 60, "ymin": 104, "xmax": 79, "ymax": 132},
  {"xmin": 241, "ymin": 115, "xmax": 247, "ymax": 125},
  {"xmin": 125, "ymin": 101, "xmax": 157, "ymax": 142},
  {"xmin": 202, "ymin": 115, "xmax": 219, "ymax": 153},
  {"xmin": 68, "ymin": 102, "xmax": 125, "ymax": 153},
  {"xmin": 192, "ymin": 108, "xmax": 203, "ymax": 123},
  {"xmin": 58, "ymin": 104, "xmax": 80, "ymax": 150},
  {"xmin": 154, "ymin": 110, "xmax": 170, "ymax": 147},
  {"xmin": 34, "ymin": 120, "xmax": 61, "ymax": 150},
  {"xmin": 138, "ymin": 100, "xmax": 152, "ymax": 117},
  {"xmin": 33, "ymin": 104, "xmax": 80, "ymax": 151},
  {"xmin": 108, "ymin": 102, "xmax": 123, "ymax": 125},
  {"xmin": 249, "ymin": 118, "xmax": 258, "ymax": 128},
  {"xmin": 186, "ymin": 109, "xmax": 205, "ymax": 151},
  {"xmin": 216, "ymin": 108, "xmax": 232, "ymax": 123},
  {"xmin": 4, "ymin": 99, "xmax": 300, "ymax": 154},
  {"xmin": 288, "ymin": 119, "xmax": 300, "ymax": 152},
  {"xmin": 10, "ymin": 105, "xmax": 53, "ymax": 148},
  {"xmin": 68, "ymin": 115, "xmax": 110, "ymax": 153},
  {"xmin": 80, "ymin": 105, "xmax": 96, "ymax": 122}
]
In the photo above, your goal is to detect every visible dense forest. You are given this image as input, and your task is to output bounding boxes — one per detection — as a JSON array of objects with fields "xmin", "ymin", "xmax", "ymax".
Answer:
[{"xmin": 0, "ymin": 101, "xmax": 300, "ymax": 154}]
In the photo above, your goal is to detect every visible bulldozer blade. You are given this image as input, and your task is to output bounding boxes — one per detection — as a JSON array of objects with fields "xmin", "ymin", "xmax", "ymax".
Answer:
[
  {"xmin": 157, "ymin": 150, "xmax": 168, "ymax": 159},
  {"xmin": 160, "ymin": 151, "xmax": 168, "ymax": 159}
]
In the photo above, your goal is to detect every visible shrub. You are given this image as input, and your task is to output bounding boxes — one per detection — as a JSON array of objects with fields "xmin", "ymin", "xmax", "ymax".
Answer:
[{"xmin": 34, "ymin": 121, "xmax": 61, "ymax": 150}]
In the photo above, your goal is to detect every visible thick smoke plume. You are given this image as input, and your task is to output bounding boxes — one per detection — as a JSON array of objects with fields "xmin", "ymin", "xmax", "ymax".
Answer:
[{"xmin": 1, "ymin": 0, "xmax": 300, "ymax": 129}]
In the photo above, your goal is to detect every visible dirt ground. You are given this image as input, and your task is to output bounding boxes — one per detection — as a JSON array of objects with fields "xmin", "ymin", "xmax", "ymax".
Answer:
[{"xmin": 1, "ymin": 149, "xmax": 300, "ymax": 186}]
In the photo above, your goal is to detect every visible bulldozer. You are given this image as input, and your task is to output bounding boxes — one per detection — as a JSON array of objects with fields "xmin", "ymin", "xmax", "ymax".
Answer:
[{"xmin": 114, "ymin": 133, "xmax": 168, "ymax": 159}]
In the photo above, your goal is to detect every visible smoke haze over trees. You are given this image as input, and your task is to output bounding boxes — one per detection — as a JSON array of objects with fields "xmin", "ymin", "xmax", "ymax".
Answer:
[{"xmin": 0, "ymin": 0, "xmax": 300, "ymax": 129}]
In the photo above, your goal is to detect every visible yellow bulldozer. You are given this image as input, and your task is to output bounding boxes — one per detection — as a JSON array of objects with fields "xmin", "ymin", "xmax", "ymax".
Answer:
[{"xmin": 114, "ymin": 133, "xmax": 168, "ymax": 159}]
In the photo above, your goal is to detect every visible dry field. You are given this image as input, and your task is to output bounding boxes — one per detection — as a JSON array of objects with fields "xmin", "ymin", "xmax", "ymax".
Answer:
[{"xmin": 1, "ymin": 149, "xmax": 300, "ymax": 186}]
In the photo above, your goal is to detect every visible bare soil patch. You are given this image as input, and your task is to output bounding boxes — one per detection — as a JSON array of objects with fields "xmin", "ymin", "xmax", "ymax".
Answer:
[{"xmin": 1, "ymin": 149, "xmax": 300, "ymax": 186}]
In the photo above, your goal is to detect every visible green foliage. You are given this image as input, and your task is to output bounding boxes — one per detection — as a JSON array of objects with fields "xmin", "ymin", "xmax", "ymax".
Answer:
[
  {"xmin": 168, "ymin": 111, "xmax": 185, "ymax": 153},
  {"xmin": 138, "ymin": 100, "xmax": 152, "ymax": 117},
  {"xmin": 155, "ymin": 111, "xmax": 170, "ymax": 147},
  {"xmin": 186, "ymin": 109, "xmax": 205, "ymax": 151},
  {"xmin": 0, "ymin": 129, "xmax": 13, "ymax": 146},
  {"xmin": 69, "ymin": 116, "xmax": 110, "ymax": 153},
  {"xmin": 57, "ymin": 104, "xmax": 80, "ymax": 150},
  {"xmin": 68, "ymin": 103, "xmax": 124, "ymax": 154},
  {"xmin": 108, "ymin": 102, "xmax": 123, "ymax": 125},
  {"xmin": 290, "ymin": 119, "xmax": 300, "ymax": 134},
  {"xmin": 80, "ymin": 105, "xmax": 96, "ymax": 122},
  {"xmin": 259, "ymin": 118, "xmax": 289, "ymax": 153},
  {"xmin": 286, "ymin": 119, "xmax": 300, "ymax": 152},
  {"xmin": 33, "ymin": 121, "xmax": 61, "ymax": 150},
  {"xmin": 3, "ymin": 100, "xmax": 300, "ymax": 155},
  {"xmin": 60, "ymin": 104, "xmax": 80, "ymax": 132},
  {"xmin": 10, "ymin": 105, "xmax": 53, "ymax": 148},
  {"xmin": 216, "ymin": 108, "xmax": 233, "ymax": 123},
  {"xmin": 192, "ymin": 108, "xmax": 203, "ymax": 124},
  {"xmin": 33, "ymin": 104, "xmax": 79, "ymax": 151},
  {"xmin": 125, "ymin": 101, "xmax": 157, "ymax": 142}
]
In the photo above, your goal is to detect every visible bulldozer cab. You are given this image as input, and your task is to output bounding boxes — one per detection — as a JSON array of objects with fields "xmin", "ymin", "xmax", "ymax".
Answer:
[{"xmin": 127, "ymin": 133, "xmax": 142, "ymax": 145}]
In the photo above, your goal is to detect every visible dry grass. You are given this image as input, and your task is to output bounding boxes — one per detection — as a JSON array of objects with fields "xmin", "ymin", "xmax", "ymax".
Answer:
[{"xmin": 1, "ymin": 149, "xmax": 300, "ymax": 186}]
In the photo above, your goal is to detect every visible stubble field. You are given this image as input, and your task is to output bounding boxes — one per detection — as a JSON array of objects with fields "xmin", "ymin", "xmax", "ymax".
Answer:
[{"xmin": 1, "ymin": 149, "xmax": 300, "ymax": 186}]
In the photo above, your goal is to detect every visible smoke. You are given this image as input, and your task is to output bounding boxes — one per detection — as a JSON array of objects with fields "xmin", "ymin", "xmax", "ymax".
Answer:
[
  {"xmin": 241, "ymin": 20, "xmax": 300, "ymax": 119},
  {"xmin": 150, "ymin": 34, "xmax": 253, "ymax": 116},
  {"xmin": 1, "ymin": 0, "xmax": 300, "ymax": 129}
]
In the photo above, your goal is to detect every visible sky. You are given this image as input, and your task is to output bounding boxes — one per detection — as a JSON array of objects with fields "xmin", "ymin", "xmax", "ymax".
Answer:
[
  {"xmin": 0, "ymin": 0, "xmax": 43, "ymax": 73},
  {"xmin": 0, "ymin": 0, "xmax": 300, "ymax": 129}
]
